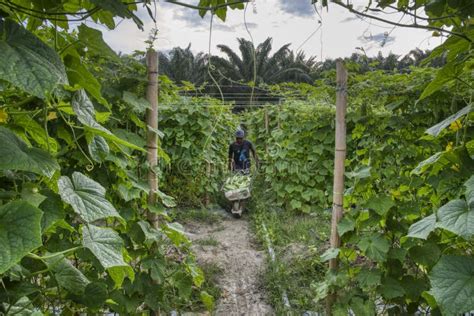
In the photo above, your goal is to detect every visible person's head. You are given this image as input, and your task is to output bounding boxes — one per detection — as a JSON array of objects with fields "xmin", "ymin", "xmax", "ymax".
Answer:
[{"xmin": 235, "ymin": 129, "xmax": 245, "ymax": 144}]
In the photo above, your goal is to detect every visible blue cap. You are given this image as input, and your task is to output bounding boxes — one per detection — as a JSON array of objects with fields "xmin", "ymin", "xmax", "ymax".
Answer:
[{"xmin": 235, "ymin": 129, "xmax": 245, "ymax": 138}]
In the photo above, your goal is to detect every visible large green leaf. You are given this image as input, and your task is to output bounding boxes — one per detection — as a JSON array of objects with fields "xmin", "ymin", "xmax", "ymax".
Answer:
[
  {"xmin": 122, "ymin": 91, "xmax": 150, "ymax": 114},
  {"xmin": 0, "ymin": 127, "xmax": 60, "ymax": 178},
  {"xmin": 426, "ymin": 104, "xmax": 472, "ymax": 136},
  {"xmin": 357, "ymin": 234, "xmax": 390, "ymax": 262},
  {"xmin": 419, "ymin": 60, "xmax": 463, "ymax": 100},
  {"xmin": 407, "ymin": 213, "xmax": 436, "ymax": 239},
  {"xmin": 64, "ymin": 54, "xmax": 108, "ymax": 106},
  {"xmin": 82, "ymin": 224, "xmax": 133, "ymax": 286},
  {"xmin": 0, "ymin": 19, "xmax": 67, "ymax": 98},
  {"xmin": 58, "ymin": 172, "xmax": 122, "ymax": 223},
  {"xmin": 380, "ymin": 277, "xmax": 405, "ymax": 299},
  {"xmin": 436, "ymin": 199, "xmax": 474, "ymax": 239},
  {"xmin": 3, "ymin": 296, "xmax": 43, "ymax": 315},
  {"xmin": 429, "ymin": 255, "xmax": 474, "ymax": 314},
  {"xmin": 45, "ymin": 256, "xmax": 90, "ymax": 295},
  {"xmin": 82, "ymin": 282, "xmax": 108, "ymax": 308},
  {"xmin": 466, "ymin": 175, "xmax": 474, "ymax": 209},
  {"xmin": 77, "ymin": 24, "xmax": 118, "ymax": 60},
  {"xmin": 411, "ymin": 150, "xmax": 460, "ymax": 175},
  {"xmin": 88, "ymin": 136, "xmax": 110, "ymax": 163},
  {"xmin": 365, "ymin": 195, "xmax": 394, "ymax": 216},
  {"xmin": 82, "ymin": 224, "xmax": 127, "ymax": 269},
  {"xmin": 72, "ymin": 89, "xmax": 109, "ymax": 132},
  {"xmin": 0, "ymin": 200, "xmax": 43, "ymax": 274},
  {"xmin": 71, "ymin": 90, "xmax": 145, "ymax": 152},
  {"xmin": 39, "ymin": 191, "xmax": 65, "ymax": 233}
]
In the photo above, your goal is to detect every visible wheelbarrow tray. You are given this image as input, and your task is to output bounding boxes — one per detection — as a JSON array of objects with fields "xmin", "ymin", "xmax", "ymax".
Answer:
[{"xmin": 224, "ymin": 187, "xmax": 251, "ymax": 201}]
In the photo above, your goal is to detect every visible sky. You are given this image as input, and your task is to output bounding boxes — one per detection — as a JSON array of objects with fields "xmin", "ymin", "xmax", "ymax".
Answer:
[{"xmin": 96, "ymin": 0, "xmax": 445, "ymax": 61}]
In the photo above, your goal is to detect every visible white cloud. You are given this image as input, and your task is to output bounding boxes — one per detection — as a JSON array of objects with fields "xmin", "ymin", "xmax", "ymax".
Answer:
[{"xmin": 99, "ymin": 0, "xmax": 442, "ymax": 60}]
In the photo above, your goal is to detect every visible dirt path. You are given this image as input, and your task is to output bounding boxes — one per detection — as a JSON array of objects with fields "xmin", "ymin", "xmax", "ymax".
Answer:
[{"xmin": 185, "ymin": 213, "xmax": 273, "ymax": 316}]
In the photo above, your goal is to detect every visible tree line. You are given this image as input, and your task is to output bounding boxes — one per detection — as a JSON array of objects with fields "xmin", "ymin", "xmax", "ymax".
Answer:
[{"xmin": 157, "ymin": 37, "xmax": 445, "ymax": 87}]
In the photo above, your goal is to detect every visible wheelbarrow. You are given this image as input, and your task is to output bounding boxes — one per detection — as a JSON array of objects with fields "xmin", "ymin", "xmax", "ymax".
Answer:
[{"xmin": 222, "ymin": 172, "xmax": 252, "ymax": 218}]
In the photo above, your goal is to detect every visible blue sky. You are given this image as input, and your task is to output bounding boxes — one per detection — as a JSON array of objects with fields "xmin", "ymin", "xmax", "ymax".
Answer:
[{"xmin": 96, "ymin": 0, "xmax": 444, "ymax": 60}]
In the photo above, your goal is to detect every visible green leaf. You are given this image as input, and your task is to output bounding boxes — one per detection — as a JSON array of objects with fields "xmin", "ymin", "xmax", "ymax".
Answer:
[
  {"xmin": 0, "ymin": 200, "xmax": 43, "ymax": 274},
  {"xmin": 3, "ymin": 296, "xmax": 43, "ymax": 315},
  {"xmin": 436, "ymin": 199, "xmax": 474, "ymax": 239},
  {"xmin": 0, "ymin": 19, "xmax": 68, "ymax": 98},
  {"xmin": 407, "ymin": 214, "xmax": 436, "ymax": 239},
  {"xmin": 163, "ymin": 222, "xmax": 189, "ymax": 246},
  {"xmin": 58, "ymin": 172, "xmax": 122, "ymax": 223},
  {"xmin": 71, "ymin": 90, "xmax": 145, "ymax": 152},
  {"xmin": 65, "ymin": 54, "xmax": 108, "ymax": 106},
  {"xmin": 337, "ymin": 217, "xmax": 355, "ymax": 236},
  {"xmin": 78, "ymin": 24, "xmax": 118, "ymax": 60},
  {"xmin": 136, "ymin": 220, "xmax": 162, "ymax": 246},
  {"xmin": 411, "ymin": 148, "xmax": 461, "ymax": 175},
  {"xmin": 350, "ymin": 297, "xmax": 375, "ymax": 316},
  {"xmin": 122, "ymin": 91, "xmax": 150, "ymax": 114},
  {"xmin": 108, "ymin": 265, "xmax": 134, "ymax": 288},
  {"xmin": 14, "ymin": 114, "xmax": 59, "ymax": 152},
  {"xmin": 419, "ymin": 60, "xmax": 463, "ymax": 100},
  {"xmin": 466, "ymin": 140, "xmax": 474, "ymax": 160},
  {"xmin": 356, "ymin": 268, "xmax": 381, "ymax": 289},
  {"xmin": 45, "ymin": 256, "xmax": 90, "ymax": 295},
  {"xmin": 320, "ymin": 248, "xmax": 340, "ymax": 262},
  {"xmin": 21, "ymin": 183, "xmax": 46, "ymax": 207},
  {"xmin": 429, "ymin": 255, "xmax": 474, "ymax": 314},
  {"xmin": 88, "ymin": 136, "xmax": 110, "ymax": 163},
  {"xmin": 72, "ymin": 89, "xmax": 108, "ymax": 132},
  {"xmin": 465, "ymin": 175, "xmax": 474, "ymax": 209},
  {"xmin": 380, "ymin": 277, "xmax": 405, "ymax": 299},
  {"xmin": 346, "ymin": 166, "xmax": 371, "ymax": 179},
  {"xmin": 39, "ymin": 191, "xmax": 65, "ymax": 232},
  {"xmin": 426, "ymin": 104, "xmax": 472, "ymax": 136},
  {"xmin": 365, "ymin": 195, "xmax": 394, "ymax": 216},
  {"xmin": 82, "ymin": 282, "xmax": 108, "ymax": 308},
  {"xmin": 156, "ymin": 190, "xmax": 177, "ymax": 208},
  {"xmin": 357, "ymin": 234, "xmax": 390, "ymax": 262},
  {"xmin": 172, "ymin": 271, "xmax": 192, "ymax": 299},
  {"xmin": 200, "ymin": 291, "xmax": 215, "ymax": 311},
  {"xmin": 409, "ymin": 242, "xmax": 441, "ymax": 267},
  {"xmin": 0, "ymin": 126, "xmax": 60, "ymax": 178},
  {"xmin": 148, "ymin": 125, "xmax": 164, "ymax": 139},
  {"xmin": 82, "ymin": 224, "xmax": 134, "ymax": 286},
  {"xmin": 90, "ymin": 0, "xmax": 140, "ymax": 22}
]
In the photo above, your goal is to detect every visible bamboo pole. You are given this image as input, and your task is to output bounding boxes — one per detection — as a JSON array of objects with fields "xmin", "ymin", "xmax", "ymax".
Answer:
[
  {"xmin": 146, "ymin": 49, "xmax": 159, "ymax": 227},
  {"xmin": 326, "ymin": 60, "xmax": 348, "ymax": 313}
]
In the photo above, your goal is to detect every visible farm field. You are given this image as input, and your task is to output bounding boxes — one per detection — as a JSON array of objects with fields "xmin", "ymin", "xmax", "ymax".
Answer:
[{"xmin": 0, "ymin": 0, "xmax": 473, "ymax": 315}]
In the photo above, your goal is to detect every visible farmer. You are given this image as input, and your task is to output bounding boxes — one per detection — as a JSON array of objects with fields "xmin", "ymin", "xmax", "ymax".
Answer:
[{"xmin": 228, "ymin": 129, "xmax": 258, "ymax": 172}]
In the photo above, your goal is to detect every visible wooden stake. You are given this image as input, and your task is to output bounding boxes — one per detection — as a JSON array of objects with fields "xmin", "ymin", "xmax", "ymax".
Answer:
[
  {"xmin": 146, "ymin": 49, "xmax": 159, "ymax": 227},
  {"xmin": 326, "ymin": 60, "xmax": 348, "ymax": 314}
]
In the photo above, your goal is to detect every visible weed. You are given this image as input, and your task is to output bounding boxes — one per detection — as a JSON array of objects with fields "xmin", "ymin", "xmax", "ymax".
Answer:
[
  {"xmin": 171, "ymin": 208, "xmax": 223, "ymax": 225},
  {"xmin": 196, "ymin": 236, "xmax": 219, "ymax": 247}
]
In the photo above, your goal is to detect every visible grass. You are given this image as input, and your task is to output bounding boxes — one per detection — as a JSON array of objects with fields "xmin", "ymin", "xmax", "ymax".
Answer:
[
  {"xmin": 200, "ymin": 262, "xmax": 224, "ymax": 302},
  {"xmin": 171, "ymin": 207, "xmax": 224, "ymax": 225},
  {"xmin": 250, "ymin": 200, "xmax": 330, "ymax": 314},
  {"xmin": 195, "ymin": 236, "xmax": 219, "ymax": 247}
]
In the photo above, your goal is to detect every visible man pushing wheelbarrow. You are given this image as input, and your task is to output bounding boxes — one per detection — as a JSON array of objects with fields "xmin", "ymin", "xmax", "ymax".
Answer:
[{"xmin": 223, "ymin": 129, "xmax": 258, "ymax": 218}]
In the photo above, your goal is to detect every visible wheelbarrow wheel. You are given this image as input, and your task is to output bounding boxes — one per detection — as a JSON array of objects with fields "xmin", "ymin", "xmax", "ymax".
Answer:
[{"xmin": 232, "ymin": 201, "xmax": 242, "ymax": 218}]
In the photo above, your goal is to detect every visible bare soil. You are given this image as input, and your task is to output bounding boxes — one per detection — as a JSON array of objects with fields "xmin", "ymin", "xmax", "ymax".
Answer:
[{"xmin": 185, "ymin": 213, "xmax": 273, "ymax": 316}]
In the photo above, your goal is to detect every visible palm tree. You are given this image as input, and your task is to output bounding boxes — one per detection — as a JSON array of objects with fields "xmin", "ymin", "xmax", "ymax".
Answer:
[
  {"xmin": 210, "ymin": 37, "xmax": 314, "ymax": 84},
  {"xmin": 159, "ymin": 44, "xmax": 208, "ymax": 84}
]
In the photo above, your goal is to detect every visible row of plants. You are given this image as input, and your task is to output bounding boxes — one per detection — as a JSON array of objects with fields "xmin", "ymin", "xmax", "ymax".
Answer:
[
  {"xmin": 0, "ymin": 7, "xmax": 231, "ymax": 314},
  {"xmin": 245, "ymin": 65, "xmax": 473, "ymax": 314}
]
